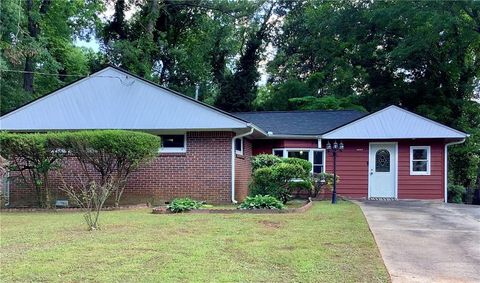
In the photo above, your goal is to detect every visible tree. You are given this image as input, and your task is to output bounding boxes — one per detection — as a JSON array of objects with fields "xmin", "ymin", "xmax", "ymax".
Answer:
[
  {"xmin": 59, "ymin": 130, "xmax": 160, "ymax": 207},
  {"xmin": 0, "ymin": 0, "xmax": 104, "ymax": 114},
  {"xmin": 267, "ymin": 0, "xmax": 480, "ymax": 187},
  {"xmin": 0, "ymin": 132, "xmax": 67, "ymax": 208}
]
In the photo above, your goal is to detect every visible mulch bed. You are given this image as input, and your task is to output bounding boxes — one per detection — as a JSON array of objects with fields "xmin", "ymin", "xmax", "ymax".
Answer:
[{"xmin": 152, "ymin": 198, "xmax": 313, "ymax": 214}]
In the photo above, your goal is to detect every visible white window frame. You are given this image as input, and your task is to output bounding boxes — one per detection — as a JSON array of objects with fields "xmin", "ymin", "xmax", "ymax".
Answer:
[
  {"xmin": 235, "ymin": 138, "xmax": 244, "ymax": 155},
  {"xmin": 159, "ymin": 133, "xmax": 187, "ymax": 153},
  {"xmin": 410, "ymin": 146, "xmax": 431, "ymax": 175},
  {"xmin": 272, "ymin": 148, "xmax": 326, "ymax": 173}
]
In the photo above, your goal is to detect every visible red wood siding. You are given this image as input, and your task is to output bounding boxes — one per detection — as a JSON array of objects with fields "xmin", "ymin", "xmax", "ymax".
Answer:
[
  {"xmin": 252, "ymin": 139, "xmax": 446, "ymax": 200},
  {"xmin": 325, "ymin": 140, "xmax": 369, "ymax": 199},
  {"xmin": 397, "ymin": 140, "xmax": 445, "ymax": 200},
  {"xmin": 252, "ymin": 139, "xmax": 317, "ymax": 155}
]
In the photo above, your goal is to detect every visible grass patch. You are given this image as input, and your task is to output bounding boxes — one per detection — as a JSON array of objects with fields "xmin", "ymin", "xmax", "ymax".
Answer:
[{"xmin": 0, "ymin": 201, "xmax": 388, "ymax": 282}]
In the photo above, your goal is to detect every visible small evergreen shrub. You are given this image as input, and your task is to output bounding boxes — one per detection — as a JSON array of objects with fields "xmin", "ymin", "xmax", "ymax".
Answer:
[
  {"xmin": 448, "ymin": 184, "xmax": 466, "ymax": 204},
  {"xmin": 238, "ymin": 195, "xmax": 284, "ymax": 210},
  {"xmin": 249, "ymin": 162, "xmax": 307, "ymax": 203},
  {"xmin": 281, "ymin": 157, "xmax": 312, "ymax": 175},
  {"xmin": 167, "ymin": 198, "xmax": 204, "ymax": 213},
  {"xmin": 251, "ymin": 154, "xmax": 282, "ymax": 171}
]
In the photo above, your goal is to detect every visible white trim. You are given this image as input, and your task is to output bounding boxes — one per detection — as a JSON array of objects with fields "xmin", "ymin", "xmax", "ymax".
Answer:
[
  {"xmin": 410, "ymin": 146, "xmax": 431, "ymax": 175},
  {"xmin": 444, "ymin": 139, "xmax": 466, "ymax": 203},
  {"xmin": 368, "ymin": 142, "xmax": 398, "ymax": 199},
  {"xmin": 158, "ymin": 133, "xmax": 187, "ymax": 153},
  {"xmin": 272, "ymin": 148, "xmax": 326, "ymax": 173},
  {"xmin": 317, "ymin": 139, "xmax": 322, "ymax": 148},
  {"xmin": 231, "ymin": 128, "xmax": 254, "ymax": 203},
  {"xmin": 235, "ymin": 138, "xmax": 244, "ymax": 155}
]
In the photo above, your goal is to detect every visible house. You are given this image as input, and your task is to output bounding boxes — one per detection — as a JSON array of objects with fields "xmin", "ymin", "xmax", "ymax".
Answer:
[{"xmin": 0, "ymin": 66, "xmax": 468, "ymax": 206}]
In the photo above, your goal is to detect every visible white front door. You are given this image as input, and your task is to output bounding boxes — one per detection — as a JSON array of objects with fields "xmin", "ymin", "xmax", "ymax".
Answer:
[{"xmin": 369, "ymin": 143, "xmax": 397, "ymax": 198}]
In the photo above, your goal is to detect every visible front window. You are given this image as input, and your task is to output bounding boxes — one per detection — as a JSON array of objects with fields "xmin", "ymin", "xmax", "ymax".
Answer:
[
  {"xmin": 410, "ymin": 146, "xmax": 430, "ymax": 175},
  {"xmin": 272, "ymin": 149, "xmax": 325, "ymax": 173},
  {"xmin": 159, "ymin": 134, "xmax": 186, "ymax": 153},
  {"xmin": 287, "ymin": 150, "xmax": 309, "ymax": 160}
]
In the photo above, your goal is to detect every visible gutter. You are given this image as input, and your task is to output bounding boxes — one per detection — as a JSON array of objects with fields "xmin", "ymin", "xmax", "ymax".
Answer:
[
  {"xmin": 444, "ymin": 139, "xmax": 466, "ymax": 203},
  {"xmin": 231, "ymin": 126, "xmax": 255, "ymax": 203}
]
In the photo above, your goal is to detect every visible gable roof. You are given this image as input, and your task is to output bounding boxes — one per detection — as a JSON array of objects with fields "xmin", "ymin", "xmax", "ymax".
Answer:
[
  {"xmin": 233, "ymin": 110, "xmax": 366, "ymax": 137},
  {"xmin": 0, "ymin": 66, "xmax": 249, "ymax": 131},
  {"xmin": 322, "ymin": 105, "xmax": 468, "ymax": 139}
]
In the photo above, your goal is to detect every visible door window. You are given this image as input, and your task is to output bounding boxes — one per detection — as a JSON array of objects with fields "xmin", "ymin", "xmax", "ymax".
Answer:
[{"xmin": 375, "ymin": 149, "xmax": 390, "ymax": 172}]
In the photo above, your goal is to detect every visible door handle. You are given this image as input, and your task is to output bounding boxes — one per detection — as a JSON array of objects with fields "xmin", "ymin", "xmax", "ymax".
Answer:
[{"xmin": 370, "ymin": 169, "xmax": 374, "ymax": 175}]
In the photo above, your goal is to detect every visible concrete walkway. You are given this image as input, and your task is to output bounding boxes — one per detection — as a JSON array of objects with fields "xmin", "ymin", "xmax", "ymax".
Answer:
[{"xmin": 356, "ymin": 201, "xmax": 480, "ymax": 283}]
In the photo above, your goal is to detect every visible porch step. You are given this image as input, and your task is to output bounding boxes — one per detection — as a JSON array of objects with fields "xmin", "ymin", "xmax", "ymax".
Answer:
[{"xmin": 369, "ymin": 197, "xmax": 397, "ymax": 201}]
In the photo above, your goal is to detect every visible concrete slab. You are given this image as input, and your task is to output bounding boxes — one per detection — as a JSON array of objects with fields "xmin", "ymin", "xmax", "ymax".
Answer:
[{"xmin": 356, "ymin": 200, "xmax": 480, "ymax": 283}]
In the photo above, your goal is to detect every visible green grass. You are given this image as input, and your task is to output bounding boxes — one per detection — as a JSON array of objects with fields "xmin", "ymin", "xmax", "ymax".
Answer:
[{"xmin": 0, "ymin": 201, "xmax": 388, "ymax": 282}]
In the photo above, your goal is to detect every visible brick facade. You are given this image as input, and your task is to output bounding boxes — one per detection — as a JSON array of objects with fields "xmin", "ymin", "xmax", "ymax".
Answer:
[
  {"xmin": 234, "ymin": 138, "xmax": 252, "ymax": 201},
  {"xmin": 7, "ymin": 131, "xmax": 237, "ymax": 207}
]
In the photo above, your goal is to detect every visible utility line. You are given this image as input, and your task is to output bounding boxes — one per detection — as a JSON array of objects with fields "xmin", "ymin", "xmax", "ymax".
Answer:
[{"xmin": 0, "ymin": 69, "xmax": 136, "ymax": 85}]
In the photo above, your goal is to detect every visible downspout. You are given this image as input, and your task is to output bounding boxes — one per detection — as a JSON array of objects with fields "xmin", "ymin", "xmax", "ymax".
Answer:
[
  {"xmin": 444, "ymin": 139, "xmax": 466, "ymax": 203},
  {"xmin": 231, "ymin": 126, "xmax": 254, "ymax": 203}
]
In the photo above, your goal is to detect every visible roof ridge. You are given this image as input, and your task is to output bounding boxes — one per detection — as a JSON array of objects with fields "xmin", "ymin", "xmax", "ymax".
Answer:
[{"xmin": 233, "ymin": 109, "xmax": 365, "ymax": 114}]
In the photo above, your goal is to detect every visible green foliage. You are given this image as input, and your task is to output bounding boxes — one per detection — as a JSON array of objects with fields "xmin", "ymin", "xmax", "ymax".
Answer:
[
  {"xmin": 311, "ymin": 173, "xmax": 339, "ymax": 197},
  {"xmin": 238, "ymin": 195, "xmax": 284, "ymax": 210},
  {"xmin": 448, "ymin": 184, "xmax": 466, "ymax": 204},
  {"xmin": 167, "ymin": 198, "xmax": 204, "ymax": 213},
  {"xmin": 0, "ymin": 132, "xmax": 67, "ymax": 208},
  {"xmin": 281, "ymin": 158, "xmax": 312, "ymax": 176},
  {"xmin": 249, "ymin": 156, "xmax": 309, "ymax": 204},
  {"xmin": 251, "ymin": 154, "xmax": 282, "ymax": 171},
  {"xmin": 58, "ymin": 130, "xmax": 160, "ymax": 207}
]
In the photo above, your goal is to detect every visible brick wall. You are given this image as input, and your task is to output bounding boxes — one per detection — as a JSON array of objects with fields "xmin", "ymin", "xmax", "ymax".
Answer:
[
  {"xmin": 7, "ymin": 131, "xmax": 236, "ymax": 206},
  {"xmin": 234, "ymin": 138, "xmax": 252, "ymax": 201}
]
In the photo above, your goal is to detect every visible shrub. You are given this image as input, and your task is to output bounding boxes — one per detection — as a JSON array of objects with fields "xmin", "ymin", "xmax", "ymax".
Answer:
[
  {"xmin": 58, "ymin": 130, "xmax": 160, "ymax": 207},
  {"xmin": 310, "ymin": 172, "xmax": 339, "ymax": 197},
  {"xmin": 249, "ymin": 162, "xmax": 307, "ymax": 204},
  {"xmin": 251, "ymin": 154, "xmax": 282, "ymax": 171},
  {"xmin": 281, "ymin": 158, "xmax": 312, "ymax": 175},
  {"xmin": 0, "ymin": 132, "xmax": 68, "ymax": 208},
  {"xmin": 167, "ymin": 198, "xmax": 204, "ymax": 213},
  {"xmin": 448, "ymin": 184, "xmax": 466, "ymax": 204},
  {"xmin": 56, "ymin": 130, "xmax": 159, "ymax": 230},
  {"xmin": 238, "ymin": 195, "xmax": 284, "ymax": 210}
]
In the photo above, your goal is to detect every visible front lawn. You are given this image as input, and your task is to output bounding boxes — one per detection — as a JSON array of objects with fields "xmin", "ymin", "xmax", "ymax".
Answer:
[{"xmin": 0, "ymin": 201, "xmax": 388, "ymax": 282}]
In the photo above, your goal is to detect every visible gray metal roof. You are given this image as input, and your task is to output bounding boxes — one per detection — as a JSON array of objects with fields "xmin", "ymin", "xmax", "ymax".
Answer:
[
  {"xmin": 233, "ymin": 110, "xmax": 366, "ymax": 136},
  {"xmin": 322, "ymin": 105, "xmax": 468, "ymax": 139},
  {"xmin": 0, "ymin": 67, "xmax": 249, "ymax": 131}
]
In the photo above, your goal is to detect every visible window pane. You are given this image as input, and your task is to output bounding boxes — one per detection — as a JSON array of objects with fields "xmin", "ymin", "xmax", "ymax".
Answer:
[
  {"xmin": 413, "ymin": 149, "xmax": 427, "ymax": 160},
  {"xmin": 161, "ymin": 135, "xmax": 184, "ymax": 148},
  {"xmin": 375, "ymin": 149, "xmax": 390, "ymax": 172},
  {"xmin": 235, "ymin": 138, "xmax": 242, "ymax": 152},
  {"xmin": 314, "ymin": 151, "xmax": 323, "ymax": 165},
  {"xmin": 288, "ymin": 151, "xmax": 308, "ymax": 160},
  {"xmin": 412, "ymin": 161, "xmax": 427, "ymax": 172},
  {"xmin": 313, "ymin": 165, "xmax": 323, "ymax": 173},
  {"xmin": 273, "ymin": 150, "xmax": 283, "ymax": 157}
]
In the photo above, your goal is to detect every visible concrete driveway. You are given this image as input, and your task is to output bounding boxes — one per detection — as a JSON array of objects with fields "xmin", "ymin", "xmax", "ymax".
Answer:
[{"xmin": 356, "ymin": 201, "xmax": 480, "ymax": 283}]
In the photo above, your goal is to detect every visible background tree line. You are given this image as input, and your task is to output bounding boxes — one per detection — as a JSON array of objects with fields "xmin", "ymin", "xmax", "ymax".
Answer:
[{"xmin": 1, "ymin": 0, "xmax": 479, "ymax": 191}]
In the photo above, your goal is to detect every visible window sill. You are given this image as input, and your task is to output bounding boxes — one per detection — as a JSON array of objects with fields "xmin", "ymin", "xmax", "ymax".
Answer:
[
  {"xmin": 235, "ymin": 154, "xmax": 245, "ymax": 159},
  {"xmin": 410, "ymin": 172, "xmax": 430, "ymax": 176},
  {"xmin": 158, "ymin": 152, "xmax": 187, "ymax": 157}
]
